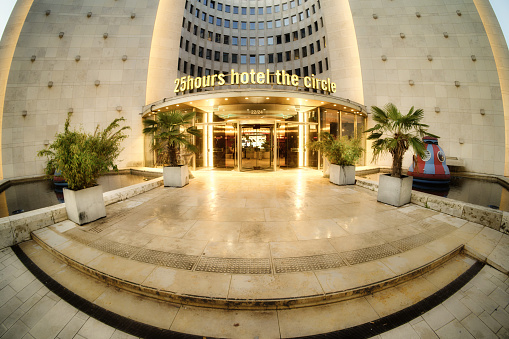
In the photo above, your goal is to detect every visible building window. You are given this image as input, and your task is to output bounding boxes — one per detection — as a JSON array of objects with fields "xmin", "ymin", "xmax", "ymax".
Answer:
[
  {"xmin": 190, "ymin": 64, "xmax": 195, "ymax": 76},
  {"xmin": 292, "ymin": 15, "xmax": 297, "ymax": 24},
  {"xmin": 183, "ymin": 61, "xmax": 187, "ymax": 73},
  {"xmin": 258, "ymin": 7, "xmax": 263, "ymax": 15},
  {"xmin": 275, "ymin": 5, "xmax": 280, "ymax": 12},
  {"xmin": 259, "ymin": 55, "xmax": 265, "ymax": 63},
  {"xmin": 277, "ymin": 52, "xmax": 283, "ymax": 62},
  {"xmin": 208, "ymin": 15, "xmax": 214, "ymax": 24},
  {"xmin": 291, "ymin": 1, "xmax": 296, "ymax": 8},
  {"xmin": 283, "ymin": 3, "xmax": 289, "ymax": 11},
  {"xmin": 250, "ymin": 54, "xmax": 256, "ymax": 64},
  {"xmin": 223, "ymin": 35, "xmax": 229, "ymax": 44},
  {"xmin": 200, "ymin": 28, "xmax": 205, "ymax": 38},
  {"xmin": 258, "ymin": 37, "xmax": 264, "ymax": 46},
  {"xmin": 241, "ymin": 37, "xmax": 247, "ymax": 46},
  {"xmin": 286, "ymin": 51, "xmax": 291, "ymax": 61},
  {"xmin": 268, "ymin": 36, "xmax": 274, "ymax": 45},
  {"xmin": 258, "ymin": 21, "xmax": 264, "ymax": 29},
  {"xmin": 311, "ymin": 63, "xmax": 316, "ymax": 74},
  {"xmin": 295, "ymin": 68, "xmax": 301, "ymax": 76},
  {"xmin": 300, "ymin": 28, "xmax": 306, "ymax": 39},
  {"xmin": 268, "ymin": 54, "xmax": 274, "ymax": 63},
  {"xmin": 215, "ymin": 33, "xmax": 221, "ymax": 43},
  {"xmin": 233, "ymin": 21, "xmax": 238, "ymax": 29},
  {"xmin": 267, "ymin": 21, "xmax": 273, "ymax": 29},
  {"xmin": 293, "ymin": 31, "xmax": 298, "ymax": 41},
  {"xmin": 285, "ymin": 33, "xmax": 290, "ymax": 43},
  {"xmin": 306, "ymin": 9, "xmax": 310, "ymax": 18},
  {"xmin": 216, "ymin": 17, "xmax": 222, "ymax": 26},
  {"xmin": 323, "ymin": 36, "xmax": 326, "ymax": 48},
  {"xmin": 205, "ymin": 68, "xmax": 210, "ymax": 76},
  {"xmin": 250, "ymin": 37, "xmax": 256, "ymax": 46},
  {"xmin": 232, "ymin": 36, "xmax": 238, "ymax": 45},
  {"xmin": 312, "ymin": 4, "xmax": 316, "ymax": 13},
  {"xmin": 196, "ymin": 9, "xmax": 200, "ymax": 18},
  {"xmin": 299, "ymin": 12, "xmax": 304, "ymax": 21},
  {"xmin": 275, "ymin": 19, "xmax": 281, "ymax": 28},
  {"xmin": 266, "ymin": 6, "xmax": 272, "ymax": 14},
  {"xmin": 250, "ymin": 7, "xmax": 255, "ymax": 15},
  {"xmin": 241, "ymin": 7, "xmax": 247, "ymax": 15},
  {"xmin": 250, "ymin": 22, "xmax": 255, "ymax": 30},
  {"xmin": 277, "ymin": 35, "xmax": 282, "ymax": 44},
  {"xmin": 191, "ymin": 44, "xmax": 196, "ymax": 55},
  {"xmin": 210, "ymin": 1, "xmax": 215, "ymax": 9},
  {"xmin": 294, "ymin": 49, "xmax": 300, "ymax": 60},
  {"xmin": 310, "ymin": 43, "xmax": 315, "ymax": 54},
  {"xmin": 223, "ymin": 52, "xmax": 229, "ymax": 63},
  {"xmin": 233, "ymin": 6, "xmax": 238, "ymax": 14},
  {"xmin": 206, "ymin": 49, "xmax": 212, "ymax": 60},
  {"xmin": 325, "ymin": 57, "xmax": 329, "ymax": 70},
  {"xmin": 199, "ymin": 46, "xmax": 204, "ymax": 57},
  {"xmin": 232, "ymin": 54, "xmax": 238, "ymax": 63},
  {"xmin": 318, "ymin": 61, "xmax": 323, "ymax": 73},
  {"xmin": 218, "ymin": 2, "xmax": 222, "ymax": 11},
  {"xmin": 179, "ymin": 37, "xmax": 183, "ymax": 48},
  {"xmin": 208, "ymin": 31, "xmax": 213, "ymax": 41},
  {"xmin": 225, "ymin": 4, "xmax": 230, "ymax": 13},
  {"xmin": 201, "ymin": 12, "xmax": 206, "ymax": 21},
  {"xmin": 308, "ymin": 25, "xmax": 312, "ymax": 35},
  {"xmin": 198, "ymin": 66, "xmax": 203, "ymax": 76},
  {"xmin": 241, "ymin": 21, "xmax": 247, "ymax": 30},
  {"xmin": 284, "ymin": 17, "xmax": 289, "ymax": 26},
  {"xmin": 302, "ymin": 46, "xmax": 307, "ymax": 57},
  {"xmin": 225, "ymin": 19, "xmax": 230, "ymax": 28},
  {"xmin": 241, "ymin": 54, "xmax": 247, "ymax": 64},
  {"xmin": 303, "ymin": 66, "xmax": 309, "ymax": 76},
  {"xmin": 193, "ymin": 25, "xmax": 198, "ymax": 35},
  {"xmin": 185, "ymin": 40, "xmax": 189, "ymax": 52},
  {"xmin": 177, "ymin": 58, "xmax": 180, "ymax": 71},
  {"xmin": 314, "ymin": 21, "xmax": 319, "ymax": 32}
]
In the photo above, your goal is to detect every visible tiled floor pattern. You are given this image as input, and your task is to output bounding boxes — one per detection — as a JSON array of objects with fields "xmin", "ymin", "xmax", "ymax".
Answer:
[{"xmin": 0, "ymin": 245, "xmax": 508, "ymax": 338}]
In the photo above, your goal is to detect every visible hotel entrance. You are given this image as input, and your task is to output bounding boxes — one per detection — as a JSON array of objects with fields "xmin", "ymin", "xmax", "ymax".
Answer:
[{"xmin": 240, "ymin": 125, "xmax": 274, "ymax": 171}]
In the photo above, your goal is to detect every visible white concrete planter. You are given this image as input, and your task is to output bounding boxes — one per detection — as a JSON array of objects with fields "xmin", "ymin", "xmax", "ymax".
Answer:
[
  {"xmin": 329, "ymin": 164, "xmax": 356, "ymax": 185},
  {"xmin": 163, "ymin": 165, "xmax": 189, "ymax": 187},
  {"xmin": 63, "ymin": 185, "xmax": 106, "ymax": 225},
  {"xmin": 377, "ymin": 174, "xmax": 413, "ymax": 207}
]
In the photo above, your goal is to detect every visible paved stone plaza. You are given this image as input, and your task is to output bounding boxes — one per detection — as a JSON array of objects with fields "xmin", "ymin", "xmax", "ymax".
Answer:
[{"xmin": 0, "ymin": 169, "xmax": 508, "ymax": 338}]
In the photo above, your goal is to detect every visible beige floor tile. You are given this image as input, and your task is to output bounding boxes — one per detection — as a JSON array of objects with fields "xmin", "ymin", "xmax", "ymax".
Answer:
[
  {"xmin": 334, "ymin": 215, "xmax": 390, "ymax": 234},
  {"xmin": 87, "ymin": 254, "xmax": 156, "ymax": 285},
  {"xmin": 32, "ymin": 228, "xmax": 70, "ymax": 248},
  {"xmin": 461, "ymin": 312, "xmax": 498, "ymax": 339},
  {"xmin": 28, "ymin": 299, "xmax": 77, "ymax": 339},
  {"xmin": 77, "ymin": 317, "xmax": 115, "ymax": 339},
  {"xmin": 49, "ymin": 220, "xmax": 77, "ymax": 233},
  {"xmin": 315, "ymin": 261, "xmax": 395, "ymax": 293},
  {"xmin": 54, "ymin": 240, "xmax": 103, "ymax": 265},
  {"xmin": 380, "ymin": 323, "xmax": 420, "ymax": 339},
  {"xmin": 270, "ymin": 239, "xmax": 337, "ymax": 258},
  {"xmin": 377, "ymin": 210, "xmax": 417, "ymax": 227},
  {"xmin": 380, "ymin": 246, "xmax": 441, "ymax": 276},
  {"xmin": 103, "ymin": 229, "xmax": 155, "ymax": 247},
  {"xmin": 422, "ymin": 304, "xmax": 455, "ymax": 331},
  {"xmin": 431, "ymin": 214, "xmax": 469, "ymax": 228},
  {"xmin": 466, "ymin": 227, "xmax": 503, "ymax": 260},
  {"xmin": 144, "ymin": 237, "xmax": 208, "ymax": 256},
  {"xmin": 228, "ymin": 272, "xmax": 323, "ymax": 299},
  {"xmin": 373, "ymin": 224, "xmax": 422, "ymax": 242},
  {"xmin": 143, "ymin": 267, "xmax": 231, "ymax": 299},
  {"xmin": 424, "ymin": 233, "xmax": 465, "ymax": 256},
  {"xmin": 94, "ymin": 288, "xmax": 179, "ymax": 329},
  {"xmin": 202, "ymin": 242, "xmax": 270, "ymax": 258},
  {"xmin": 328, "ymin": 233, "xmax": 387, "ymax": 253},
  {"xmin": 24, "ymin": 246, "xmax": 67, "ymax": 277},
  {"xmin": 398, "ymin": 205, "xmax": 440, "ymax": 220},
  {"xmin": 52, "ymin": 266, "xmax": 107, "ymax": 303},
  {"xmin": 239, "ymin": 221, "xmax": 298, "ymax": 242},
  {"xmin": 140, "ymin": 218, "xmax": 196, "ymax": 238},
  {"xmin": 422, "ymin": 255, "xmax": 475, "ymax": 289},
  {"xmin": 435, "ymin": 319, "xmax": 475, "ymax": 339},
  {"xmin": 455, "ymin": 222, "xmax": 484, "ymax": 241},
  {"xmin": 487, "ymin": 235, "xmax": 509, "ymax": 274},
  {"xmin": 278, "ymin": 297, "xmax": 379, "ymax": 338},
  {"xmin": 170, "ymin": 306, "xmax": 280, "ymax": 339},
  {"xmin": 289, "ymin": 219, "xmax": 349, "ymax": 240},
  {"xmin": 184, "ymin": 220, "xmax": 241, "ymax": 242}
]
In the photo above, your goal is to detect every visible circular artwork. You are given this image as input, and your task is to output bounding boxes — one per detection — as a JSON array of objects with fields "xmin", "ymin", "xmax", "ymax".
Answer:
[
  {"xmin": 437, "ymin": 150, "xmax": 446, "ymax": 162},
  {"xmin": 421, "ymin": 150, "xmax": 431, "ymax": 162}
]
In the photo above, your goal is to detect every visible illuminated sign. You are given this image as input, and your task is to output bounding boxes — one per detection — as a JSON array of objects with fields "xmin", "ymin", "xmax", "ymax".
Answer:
[{"xmin": 174, "ymin": 69, "xmax": 337, "ymax": 94}]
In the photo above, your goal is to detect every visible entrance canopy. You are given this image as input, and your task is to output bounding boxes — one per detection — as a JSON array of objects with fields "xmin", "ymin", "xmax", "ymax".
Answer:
[{"xmin": 141, "ymin": 89, "xmax": 367, "ymax": 120}]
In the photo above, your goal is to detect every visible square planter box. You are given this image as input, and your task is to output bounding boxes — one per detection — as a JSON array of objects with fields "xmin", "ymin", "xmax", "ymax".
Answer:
[
  {"xmin": 377, "ymin": 174, "xmax": 413, "ymax": 207},
  {"xmin": 63, "ymin": 185, "xmax": 106, "ymax": 225},
  {"xmin": 329, "ymin": 164, "xmax": 356, "ymax": 185},
  {"xmin": 163, "ymin": 165, "xmax": 189, "ymax": 187}
]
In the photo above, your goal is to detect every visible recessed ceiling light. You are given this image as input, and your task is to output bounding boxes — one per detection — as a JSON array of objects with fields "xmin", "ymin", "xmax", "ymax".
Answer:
[
  {"xmin": 287, "ymin": 98, "xmax": 290, "ymax": 100},
  {"xmin": 190, "ymin": 102, "xmax": 192, "ymax": 104},
  {"xmin": 333, "ymin": 104, "xmax": 336, "ymax": 107},
  {"xmin": 266, "ymin": 97, "xmax": 269, "ymax": 99},
  {"xmin": 176, "ymin": 104, "xmax": 179, "ymax": 106},
  {"xmin": 321, "ymin": 102, "xmax": 324, "ymax": 104},
  {"xmin": 245, "ymin": 97, "xmax": 249, "ymax": 99}
]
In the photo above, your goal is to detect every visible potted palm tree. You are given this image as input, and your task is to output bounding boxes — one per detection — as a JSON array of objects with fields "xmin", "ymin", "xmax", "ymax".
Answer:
[
  {"xmin": 365, "ymin": 103, "xmax": 438, "ymax": 206},
  {"xmin": 38, "ymin": 113, "xmax": 130, "ymax": 225},
  {"xmin": 309, "ymin": 132, "xmax": 364, "ymax": 185},
  {"xmin": 142, "ymin": 110, "xmax": 201, "ymax": 187}
]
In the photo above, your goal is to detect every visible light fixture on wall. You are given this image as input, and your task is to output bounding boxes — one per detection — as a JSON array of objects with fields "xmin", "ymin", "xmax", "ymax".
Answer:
[
  {"xmin": 435, "ymin": 107, "xmax": 440, "ymax": 113},
  {"xmin": 443, "ymin": 32, "xmax": 449, "ymax": 38},
  {"xmin": 47, "ymin": 81, "xmax": 53, "ymax": 88},
  {"xmin": 427, "ymin": 55, "xmax": 433, "ymax": 61},
  {"xmin": 455, "ymin": 81, "xmax": 460, "ymax": 87},
  {"xmin": 45, "ymin": 10, "xmax": 51, "ymax": 16},
  {"xmin": 131, "ymin": 13, "xmax": 136, "ymax": 19},
  {"xmin": 116, "ymin": 106, "xmax": 122, "ymax": 112},
  {"xmin": 103, "ymin": 33, "xmax": 108, "ymax": 39},
  {"xmin": 381, "ymin": 55, "xmax": 387, "ymax": 61},
  {"xmin": 471, "ymin": 55, "xmax": 477, "ymax": 61},
  {"xmin": 68, "ymin": 108, "xmax": 73, "ymax": 113},
  {"xmin": 122, "ymin": 55, "xmax": 128, "ymax": 61},
  {"xmin": 94, "ymin": 80, "xmax": 100, "ymax": 86},
  {"xmin": 87, "ymin": 12, "xmax": 92, "ymax": 18},
  {"xmin": 456, "ymin": 10, "xmax": 462, "ymax": 16},
  {"xmin": 59, "ymin": 32, "xmax": 64, "ymax": 38},
  {"xmin": 75, "ymin": 55, "xmax": 80, "ymax": 61},
  {"xmin": 31, "ymin": 55, "xmax": 36, "ymax": 62},
  {"xmin": 372, "ymin": 14, "xmax": 378, "ymax": 19},
  {"xmin": 22, "ymin": 110, "xmax": 27, "ymax": 117},
  {"xmin": 416, "ymin": 12, "xmax": 421, "ymax": 18},
  {"xmin": 409, "ymin": 80, "xmax": 415, "ymax": 86},
  {"xmin": 480, "ymin": 109, "xmax": 485, "ymax": 115},
  {"xmin": 400, "ymin": 33, "xmax": 406, "ymax": 39},
  {"xmin": 44, "ymin": 140, "xmax": 49, "ymax": 145},
  {"xmin": 459, "ymin": 138, "xmax": 464, "ymax": 144}
]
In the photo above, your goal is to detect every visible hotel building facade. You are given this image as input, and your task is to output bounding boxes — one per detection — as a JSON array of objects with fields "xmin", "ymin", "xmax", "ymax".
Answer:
[{"xmin": 0, "ymin": 0, "xmax": 508, "ymax": 177}]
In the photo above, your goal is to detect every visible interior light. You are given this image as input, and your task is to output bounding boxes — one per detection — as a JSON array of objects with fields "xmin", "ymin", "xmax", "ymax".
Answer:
[
  {"xmin": 245, "ymin": 97, "xmax": 249, "ymax": 99},
  {"xmin": 266, "ymin": 97, "xmax": 269, "ymax": 99},
  {"xmin": 287, "ymin": 98, "xmax": 290, "ymax": 100},
  {"xmin": 176, "ymin": 104, "xmax": 179, "ymax": 106},
  {"xmin": 321, "ymin": 102, "xmax": 324, "ymax": 104},
  {"xmin": 225, "ymin": 98, "xmax": 228, "ymax": 100}
]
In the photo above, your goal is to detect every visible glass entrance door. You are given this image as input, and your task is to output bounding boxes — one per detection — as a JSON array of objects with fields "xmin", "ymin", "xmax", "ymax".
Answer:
[{"xmin": 240, "ymin": 125, "xmax": 274, "ymax": 171}]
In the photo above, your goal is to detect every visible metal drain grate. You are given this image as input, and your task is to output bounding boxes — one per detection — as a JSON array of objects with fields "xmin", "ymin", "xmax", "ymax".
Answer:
[
  {"xmin": 64, "ymin": 228, "xmax": 100, "ymax": 245},
  {"xmin": 90, "ymin": 239, "xmax": 140, "ymax": 258},
  {"xmin": 340, "ymin": 243, "xmax": 401, "ymax": 265},
  {"xmin": 87, "ymin": 223, "xmax": 113, "ymax": 234},
  {"xmin": 390, "ymin": 233, "xmax": 434, "ymax": 252},
  {"xmin": 274, "ymin": 253, "xmax": 346, "ymax": 273},
  {"xmin": 195, "ymin": 257, "xmax": 271, "ymax": 274},
  {"xmin": 426, "ymin": 225, "xmax": 456, "ymax": 240},
  {"xmin": 132, "ymin": 249, "xmax": 198, "ymax": 270}
]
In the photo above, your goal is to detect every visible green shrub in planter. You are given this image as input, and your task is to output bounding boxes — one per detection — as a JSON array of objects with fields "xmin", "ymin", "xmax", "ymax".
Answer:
[
  {"xmin": 38, "ymin": 113, "xmax": 130, "ymax": 190},
  {"xmin": 308, "ymin": 132, "xmax": 364, "ymax": 166}
]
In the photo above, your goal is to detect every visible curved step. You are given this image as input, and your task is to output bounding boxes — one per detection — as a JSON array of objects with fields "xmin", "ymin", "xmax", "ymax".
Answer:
[{"xmin": 32, "ymin": 222, "xmax": 467, "ymax": 309}]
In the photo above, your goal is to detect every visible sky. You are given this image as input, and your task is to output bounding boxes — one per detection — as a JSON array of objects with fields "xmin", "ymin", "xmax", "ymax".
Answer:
[{"xmin": 0, "ymin": 0, "xmax": 507, "ymax": 47}]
